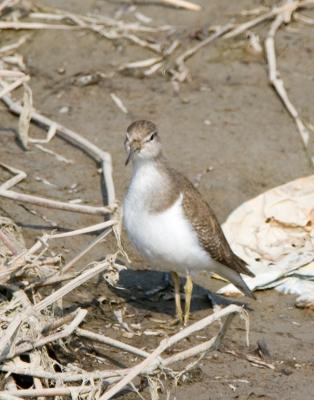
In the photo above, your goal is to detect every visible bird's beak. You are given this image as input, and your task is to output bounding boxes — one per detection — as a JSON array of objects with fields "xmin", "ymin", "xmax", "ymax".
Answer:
[
  {"xmin": 125, "ymin": 141, "xmax": 141, "ymax": 166},
  {"xmin": 125, "ymin": 149, "xmax": 132, "ymax": 166}
]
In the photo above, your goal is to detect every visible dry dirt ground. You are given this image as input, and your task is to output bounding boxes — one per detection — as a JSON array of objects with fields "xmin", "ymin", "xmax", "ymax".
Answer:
[{"xmin": 1, "ymin": 0, "xmax": 314, "ymax": 399}]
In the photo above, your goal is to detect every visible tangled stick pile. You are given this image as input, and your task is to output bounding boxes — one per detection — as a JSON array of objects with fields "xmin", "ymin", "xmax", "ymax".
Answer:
[{"xmin": 0, "ymin": 0, "xmax": 313, "ymax": 398}]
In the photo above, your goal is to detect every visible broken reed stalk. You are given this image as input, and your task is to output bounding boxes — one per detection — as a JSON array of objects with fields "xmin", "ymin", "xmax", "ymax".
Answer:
[
  {"xmin": 0, "ymin": 76, "xmax": 29, "ymax": 99},
  {"xmin": 161, "ymin": 0, "xmax": 201, "ymax": 11},
  {"xmin": 76, "ymin": 328, "xmax": 150, "ymax": 358},
  {"xmin": 264, "ymin": 1, "xmax": 314, "ymax": 167},
  {"xmin": 0, "ymin": 164, "xmax": 27, "ymax": 190},
  {"xmin": 0, "ymin": 257, "xmax": 115, "ymax": 361},
  {"xmin": 173, "ymin": 24, "xmax": 232, "ymax": 82},
  {"xmin": 6, "ymin": 309, "xmax": 87, "ymax": 360},
  {"xmin": 0, "ymin": 189, "xmax": 113, "ymax": 215},
  {"xmin": 0, "ymin": 365, "xmax": 124, "ymax": 385},
  {"xmin": 0, "ymin": 387, "xmax": 91, "ymax": 398},
  {"xmin": 0, "ymin": 163, "xmax": 113, "ymax": 216},
  {"xmin": 100, "ymin": 305, "xmax": 248, "ymax": 400},
  {"xmin": 0, "ymin": 22, "xmax": 78, "ymax": 30},
  {"xmin": 0, "ymin": 90, "xmax": 116, "ymax": 207},
  {"xmin": 0, "ymin": 305, "xmax": 246, "ymax": 400}
]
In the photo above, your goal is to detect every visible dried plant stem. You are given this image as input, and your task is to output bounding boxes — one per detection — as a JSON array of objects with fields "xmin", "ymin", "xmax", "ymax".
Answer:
[
  {"xmin": 0, "ymin": 387, "xmax": 91, "ymax": 398},
  {"xmin": 0, "ymin": 0, "xmax": 18, "ymax": 13},
  {"xmin": 163, "ymin": 312, "xmax": 236, "ymax": 366},
  {"xmin": 0, "ymin": 231, "xmax": 18, "ymax": 255},
  {"xmin": 0, "ymin": 76, "xmax": 29, "ymax": 99},
  {"xmin": 44, "ymin": 220, "xmax": 116, "ymax": 240},
  {"xmin": 0, "ymin": 189, "xmax": 112, "ymax": 215},
  {"xmin": 0, "ymin": 22, "xmax": 78, "ymax": 30},
  {"xmin": 0, "ymin": 164, "xmax": 27, "ymax": 190},
  {"xmin": 100, "ymin": 305, "xmax": 247, "ymax": 400},
  {"xmin": 7, "ymin": 309, "xmax": 87, "ymax": 360},
  {"xmin": 1, "ymin": 159, "xmax": 111, "ymax": 216},
  {"xmin": 294, "ymin": 11, "xmax": 314, "ymax": 24},
  {"xmin": 173, "ymin": 24, "xmax": 232, "ymax": 82},
  {"xmin": 34, "ymin": 258, "xmax": 114, "ymax": 313},
  {"xmin": 0, "ymin": 365, "xmax": 124, "ymax": 384},
  {"xmin": 0, "ymin": 259, "xmax": 114, "ymax": 361},
  {"xmin": 76, "ymin": 328, "xmax": 150, "ymax": 358},
  {"xmin": 0, "ymin": 91, "xmax": 115, "ymax": 206},
  {"xmin": 61, "ymin": 227, "xmax": 113, "ymax": 273},
  {"xmin": 0, "ymin": 70, "xmax": 26, "ymax": 77},
  {"xmin": 121, "ymin": 0, "xmax": 200, "ymax": 10},
  {"xmin": 0, "ymin": 35, "xmax": 30, "ymax": 55},
  {"xmin": 161, "ymin": 0, "xmax": 200, "ymax": 11},
  {"xmin": 265, "ymin": 4, "xmax": 314, "ymax": 167}
]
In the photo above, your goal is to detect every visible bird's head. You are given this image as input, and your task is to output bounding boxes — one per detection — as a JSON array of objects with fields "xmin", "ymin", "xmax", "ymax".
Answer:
[{"xmin": 124, "ymin": 120, "xmax": 161, "ymax": 166}]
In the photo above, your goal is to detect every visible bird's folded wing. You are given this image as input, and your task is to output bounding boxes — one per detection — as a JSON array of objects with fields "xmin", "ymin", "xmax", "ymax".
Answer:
[{"xmin": 173, "ymin": 171, "xmax": 254, "ymax": 278}]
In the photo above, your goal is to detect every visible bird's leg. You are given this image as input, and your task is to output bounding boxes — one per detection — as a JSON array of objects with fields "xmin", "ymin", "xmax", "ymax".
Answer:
[
  {"xmin": 171, "ymin": 272, "xmax": 183, "ymax": 323},
  {"xmin": 184, "ymin": 274, "xmax": 193, "ymax": 326}
]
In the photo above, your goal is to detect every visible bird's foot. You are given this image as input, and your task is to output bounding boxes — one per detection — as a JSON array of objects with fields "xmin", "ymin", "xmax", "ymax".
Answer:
[
  {"xmin": 170, "ymin": 313, "xmax": 184, "ymax": 326},
  {"xmin": 183, "ymin": 311, "xmax": 190, "ymax": 326}
]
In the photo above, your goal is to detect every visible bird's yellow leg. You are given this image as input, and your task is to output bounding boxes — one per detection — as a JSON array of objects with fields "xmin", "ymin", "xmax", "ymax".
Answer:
[
  {"xmin": 171, "ymin": 272, "xmax": 183, "ymax": 323},
  {"xmin": 184, "ymin": 274, "xmax": 193, "ymax": 326}
]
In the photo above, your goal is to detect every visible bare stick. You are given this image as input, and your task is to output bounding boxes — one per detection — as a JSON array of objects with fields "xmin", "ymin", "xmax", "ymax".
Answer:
[
  {"xmin": 0, "ymin": 258, "xmax": 114, "ymax": 361},
  {"xmin": 45, "ymin": 220, "xmax": 116, "ymax": 239},
  {"xmin": 100, "ymin": 305, "xmax": 246, "ymax": 399},
  {"xmin": 0, "ymin": 0, "xmax": 18, "ymax": 13},
  {"xmin": 160, "ymin": 0, "xmax": 200, "ymax": 11},
  {"xmin": 0, "ymin": 231, "xmax": 19, "ymax": 255},
  {"xmin": 0, "ymin": 362, "xmax": 125, "ymax": 383},
  {"xmin": 264, "ymin": 6, "xmax": 314, "ymax": 167},
  {"xmin": 0, "ymin": 22, "xmax": 78, "ymax": 30},
  {"xmin": 62, "ymin": 226, "xmax": 113, "ymax": 273},
  {"xmin": 173, "ymin": 24, "xmax": 232, "ymax": 82},
  {"xmin": 225, "ymin": 0, "xmax": 314, "ymax": 39},
  {"xmin": 0, "ymin": 315, "xmax": 23, "ymax": 360},
  {"xmin": 34, "ymin": 258, "xmax": 114, "ymax": 313},
  {"xmin": 0, "ymin": 365, "xmax": 124, "ymax": 384},
  {"xmin": 7, "ymin": 309, "xmax": 87, "ymax": 359},
  {"xmin": 0, "ymin": 189, "xmax": 112, "ymax": 215},
  {"xmin": 0, "ymin": 164, "xmax": 27, "ymax": 190},
  {"xmin": 0, "ymin": 91, "xmax": 115, "ymax": 206},
  {"xmin": 0, "ymin": 70, "xmax": 26, "ymax": 78},
  {"xmin": 163, "ymin": 312, "xmax": 236, "ymax": 366},
  {"xmin": 0, "ymin": 35, "xmax": 30, "ymax": 55},
  {"xmin": 294, "ymin": 11, "xmax": 314, "ymax": 24},
  {"xmin": 0, "ymin": 387, "xmax": 91, "ymax": 398},
  {"xmin": 76, "ymin": 328, "xmax": 150, "ymax": 358},
  {"xmin": 0, "ymin": 76, "xmax": 29, "ymax": 99}
]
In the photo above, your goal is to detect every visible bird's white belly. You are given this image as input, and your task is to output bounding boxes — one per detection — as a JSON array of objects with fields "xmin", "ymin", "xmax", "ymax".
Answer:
[{"xmin": 123, "ymin": 194, "xmax": 212, "ymax": 274}]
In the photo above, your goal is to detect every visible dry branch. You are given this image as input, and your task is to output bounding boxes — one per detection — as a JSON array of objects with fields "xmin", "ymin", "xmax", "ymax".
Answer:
[
  {"xmin": 0, "ymin": 387, "xmax": 91, "ymax": 398},
  {"xmin": 264, "ymin": 2, "xmax": 314, "ymax": 167},
  {"xmin": 0, "ymin": 22, "xmax": 78, "ymax": 30},
  {"xmin": 8, "ymin": 309, "xmax": 87, "ymax": 360},
  {"xmin": 0, "ymin": 189, "xmax": 112, "ymax": 216},
  {"xmin": 0, "ymin": 76, "xmax": 29, "ymax": 99},
  {"xmin": 173, "ymin": 24, "xmax": 232, "ymax": 82},
  {"xmin": 0, "ymin": 89, "xmax": 116, "ymax": 207},
  {"xmin": 161, "ymin": 0, "xmax": 201, "ymax": 11},
  {"xmin": 100, "ymin": 305, "xmax": 247, "ymax": 399},
  {"xmin": 76, "ymin": 328, "xmax": 150, "ymax": 358},
  {"xmin": 0, "ymin": 257, "xmax": 115, "ymax": 362}
]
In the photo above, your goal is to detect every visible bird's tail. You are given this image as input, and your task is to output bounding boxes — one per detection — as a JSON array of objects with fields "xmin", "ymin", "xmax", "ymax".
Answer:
[{"xmin": 213, "ymin": 262, "xmax": 256, "ymax": 299}]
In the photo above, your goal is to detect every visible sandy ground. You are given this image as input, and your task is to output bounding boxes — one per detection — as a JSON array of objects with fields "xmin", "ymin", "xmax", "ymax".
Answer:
[{"xmin": 0, "ymin": 0, "xmax": 314, "ymax": 399}]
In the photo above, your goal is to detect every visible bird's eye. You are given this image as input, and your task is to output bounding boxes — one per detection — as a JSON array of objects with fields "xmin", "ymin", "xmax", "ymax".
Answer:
[{"xmin": 148, "ymin": 132, "xmax": 156, "ymax": 142}]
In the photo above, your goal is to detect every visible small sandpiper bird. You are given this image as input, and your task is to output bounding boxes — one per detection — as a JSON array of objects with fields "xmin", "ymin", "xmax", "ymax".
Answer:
[{"xmin": 123, "ymin": 120, "xmax": 255, "ymax": 325}]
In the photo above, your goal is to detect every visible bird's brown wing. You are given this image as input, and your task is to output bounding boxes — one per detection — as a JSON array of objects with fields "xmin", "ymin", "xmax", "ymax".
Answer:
[{"xmin": 169, "ymin": 169, "xmax": 254, "ymax": 278}]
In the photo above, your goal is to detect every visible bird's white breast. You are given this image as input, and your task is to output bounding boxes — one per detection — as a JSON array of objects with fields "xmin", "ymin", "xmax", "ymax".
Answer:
[{"xmin": 123, "ymin": 162, "xmax": 212, "ymax": 274}]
